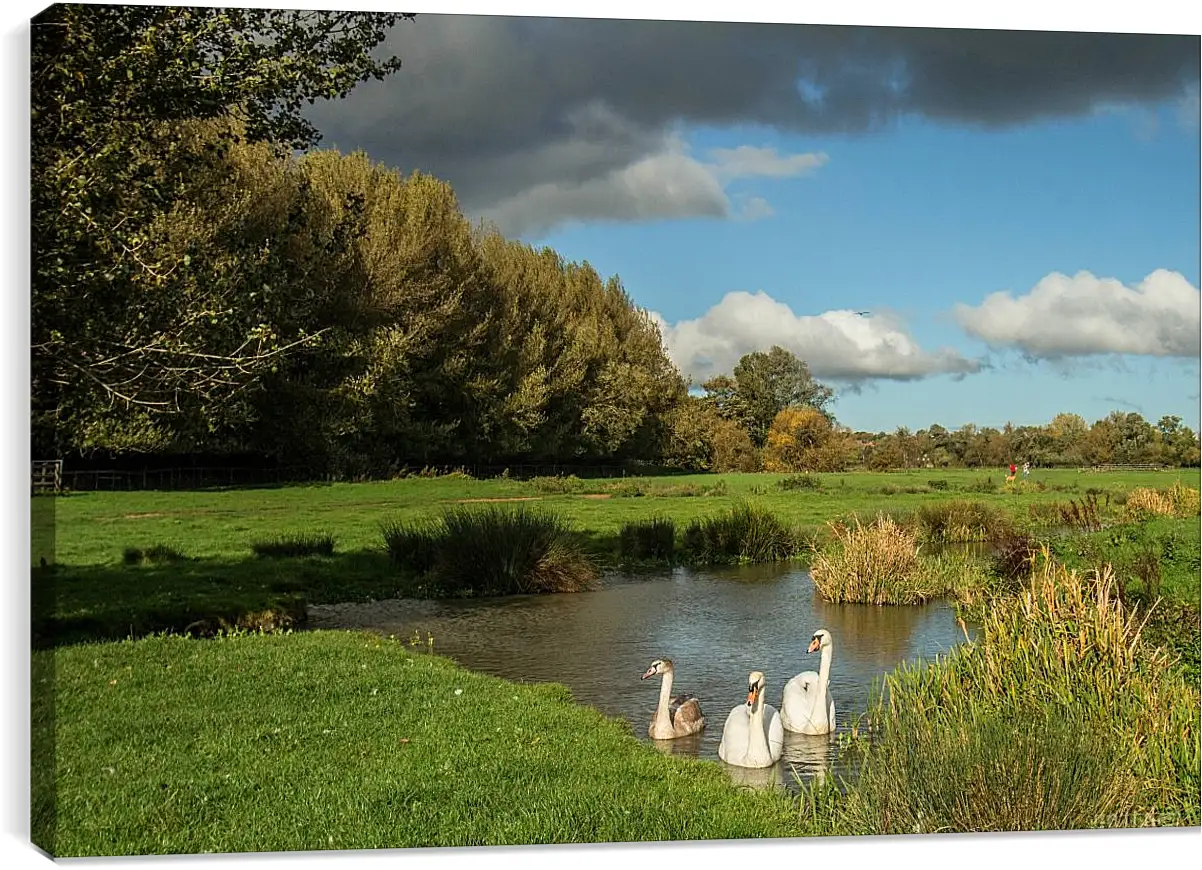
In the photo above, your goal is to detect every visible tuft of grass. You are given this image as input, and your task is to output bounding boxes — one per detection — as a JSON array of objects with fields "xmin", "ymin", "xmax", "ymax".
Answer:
[
  {"xmin": 120, "ymin": 544, "xmax": 187, "ymax": 566},
  {"xmin": 777, "ymin": 474, "xmax": 822, "ymax": 491},
  {"xmin": 383, "ymin": 505, "xmax": 598, "ymax": 596},
  {"xmin": 926, "ymin": 479, "xmax": 949, "ymax": 491},
  {"xmin": 250, "ymin": 533, "xmax": 335, "ymax": 559},
  {"xmin": 380, "ymin": 517, "xmax": 442, "ymax": 575},
  {"xmin": 618, "ymin": 516, "xmax": 676, "ymax": 562},
  {"xmin": 680, "ymin": 501, "xmax": 799, "ymax": 565},
  {"xmin": 963, "ymin": 477, "xmax": 998, "ymax": 494},
  {"xmin": 808, "ymin": 515, "xmax": 978, "ymax": 605}
]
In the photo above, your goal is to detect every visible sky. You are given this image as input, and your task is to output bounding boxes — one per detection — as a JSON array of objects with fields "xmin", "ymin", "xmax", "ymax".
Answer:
[{"xmin": 185, "ymin": 4, "xmax": 1202, "ymax": 434}]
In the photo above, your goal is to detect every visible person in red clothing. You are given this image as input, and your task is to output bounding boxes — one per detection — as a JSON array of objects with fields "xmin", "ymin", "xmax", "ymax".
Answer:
[{"xmin": 1009, "ymin": 463, "xmax": 1017, "ymax": 477}]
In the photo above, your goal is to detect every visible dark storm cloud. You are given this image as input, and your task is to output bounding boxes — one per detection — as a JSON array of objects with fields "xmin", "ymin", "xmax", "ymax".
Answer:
[{"xmin": 306, "ymin": 15, "xmax": 1199, "ymax": 234}]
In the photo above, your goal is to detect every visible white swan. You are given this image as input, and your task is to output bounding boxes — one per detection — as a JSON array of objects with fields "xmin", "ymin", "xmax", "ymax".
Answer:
[
  {"xmin": 641, "ymin": 658, "xmax": 705, "ymax": 739},
  {"xmin": 718, "ymin": 671, "xmax": 784, "ymax": 768},
  {"xmin": 781, "ymin": 628, "xmax": 836, "ymax": 735}
]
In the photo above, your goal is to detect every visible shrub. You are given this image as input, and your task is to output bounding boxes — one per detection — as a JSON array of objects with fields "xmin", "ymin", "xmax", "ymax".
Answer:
[
  {"xmin": 618, "ymin": 516, "xmax": 676, "ymax": 562},
  {"xmin": 251, "ymin": 534, "xmax": 335, "ymax": 559},
  {"xmin": 681, "ymin": 502, "xmax": 799, "ymax": 565},
  {"xmin": 927, "ymin": 479, "xmax": 949, "ymax": 491}
]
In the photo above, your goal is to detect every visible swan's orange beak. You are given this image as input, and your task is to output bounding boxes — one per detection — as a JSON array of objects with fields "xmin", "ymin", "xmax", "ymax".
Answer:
[
  {"xmin": 641, "ymin": 666, "xmax": 657, "ymax": 680},
  {"xmin": 746, "ymin": 686, "xmax": 758, "ymax": 707},
  {"xmin": 808, "ymin": 638, "xmax": 821, "ymax": 654}
]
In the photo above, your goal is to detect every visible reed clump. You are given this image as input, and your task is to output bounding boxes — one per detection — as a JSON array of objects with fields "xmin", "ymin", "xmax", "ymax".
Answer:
[
  {"xmin": 868, "ymin": 554, "xmax": 1200, "ymax": 826},
  {"xmin": 809, "ymin": 515, "xmax": 971, "ymax": 605},
  {"xmin": 380, "ymin": 505, "xmax": 597, "ymax": 595},
  {"xmin": 618, "ymin": 516, "xmax": 676, "ymax": 562},
  {"xmin": 909, "ymin": 499, "xmax": 1014, "ymax": 543},
  {"xmin": 250, "ymin": 533, "xmax": 335, "ymax": 559},
  {"xmin": 681, "ymin": 502, "xmax": 799, "ymax": 565},
  {"xmin": 1126, "ymin": 481, "xmax": 1201, "ymax": 520},
  {"xmin": 835, "ymin": 700, "xmax": 1139, "ymax": 834}
]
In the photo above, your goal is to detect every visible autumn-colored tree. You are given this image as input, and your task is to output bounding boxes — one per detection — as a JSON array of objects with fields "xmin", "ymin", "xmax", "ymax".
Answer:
[{"xmin": 763, "ymin": 407, "xmax": 857, "ymax": 472}]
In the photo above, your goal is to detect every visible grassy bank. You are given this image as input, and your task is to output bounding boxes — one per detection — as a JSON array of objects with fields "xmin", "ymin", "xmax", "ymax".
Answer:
[{"xmin": 33, "ymin": 630, "xmax": 805, "ymax": 857}]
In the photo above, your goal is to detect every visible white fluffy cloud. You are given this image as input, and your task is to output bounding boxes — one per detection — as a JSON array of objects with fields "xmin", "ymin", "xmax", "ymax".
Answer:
[
  {"xmin": 647, "ymin": 290, "xmax": 980, "ymax": 384},
  {"xmin": 480, "ymin": 136, "xmax": 827, "ymax": 237},
  {"xmin": 952, "ymin": 269, "xmax": 1201, "ymax": 359}
]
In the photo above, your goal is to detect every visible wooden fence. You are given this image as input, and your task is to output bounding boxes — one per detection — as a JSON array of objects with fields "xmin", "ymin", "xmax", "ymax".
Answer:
[{"xmin": 1081, "ymin": 464, "xmax": 1170, "ymax": 473}]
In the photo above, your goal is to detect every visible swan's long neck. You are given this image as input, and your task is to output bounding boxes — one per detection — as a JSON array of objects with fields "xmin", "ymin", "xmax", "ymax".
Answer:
[
  {"xmin": 748, "ymin": 692, "xmax": 768, "ymax": 753},
  {"xmin": 818, "ymin": 643, "xmax": 832, "ymax": 691},
  {"xmin": 656, "ymin": 670, "xmax": 675, "ymax": 724}
]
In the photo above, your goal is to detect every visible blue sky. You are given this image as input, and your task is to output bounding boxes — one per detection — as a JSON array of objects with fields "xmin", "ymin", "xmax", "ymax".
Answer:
[
  {"xmin": 530, "ymin": 108, "xmax": 1200, "ymax": 433},
  {"xmin": 301, "ymin": 3, "xmax": 1201, "ymax": 435}
]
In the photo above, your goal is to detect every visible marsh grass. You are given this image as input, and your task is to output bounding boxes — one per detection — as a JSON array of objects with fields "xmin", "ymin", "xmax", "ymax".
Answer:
[
  {"xmin": 380, "ymin": 516, "xmax": 442, "ymax": 575},
  {"xmin": 382, "ymin": 505, "xmax": 597, "ymax": 595},
  {"xmin": 120, "ymin": 544, "xmax": 187, "ymax": 566},
  {"xmin": 808, "ymin": 515, "xmax": 980, "ymax": 605},
  {"xmin": 605, "ymin": 480, "xmax": 728, "ymax": 499},
  {"xmin": 618, "ymin": 516, "xmax": 676, "ymax": 562},
  {"xmin": 909, "ymin": 499, "xmax": 1013, "ymax": 543},
  {"xmin": 834, "ymin": 701, "xmax": 1139, "ymax": 833},
  {"xmin": 680, "ymin": 501, "xmax": 799, "ymax": 564},
  {"xmin": 1058, "ymin": 494, "xmax": 1105, "ymax": 531},
  {"xmin": 875, "ymin": 555, "xmax": 1201, "ymax": 825},
  {"xmin": 250, "ymin": 533, "xmax": 335, "ymax": 559},
  {"xmin": 1126, "ymin": 481, "xmax": 1201, "ymax": 520}
]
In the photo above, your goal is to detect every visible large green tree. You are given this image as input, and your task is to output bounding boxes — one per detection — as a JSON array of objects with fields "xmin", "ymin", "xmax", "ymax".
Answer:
[{"xmin": 32, "ymin": 4, "xmax": 413, "ymax": 454}]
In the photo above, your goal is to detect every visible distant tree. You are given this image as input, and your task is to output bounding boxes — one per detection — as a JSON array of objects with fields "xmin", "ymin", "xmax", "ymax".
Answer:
[
  {"xmin": 763, "ymin": 407, "xmax": 856, "ymax": 472},
  {"xmin": 702, "ymin": 347, "xmax": 834, "ymax": 447}
]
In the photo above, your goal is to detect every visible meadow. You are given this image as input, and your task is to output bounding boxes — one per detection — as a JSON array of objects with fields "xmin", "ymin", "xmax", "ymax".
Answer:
[{"xmin": 32, "ymin": 465, "xmax": 1202, "ymax": 854}]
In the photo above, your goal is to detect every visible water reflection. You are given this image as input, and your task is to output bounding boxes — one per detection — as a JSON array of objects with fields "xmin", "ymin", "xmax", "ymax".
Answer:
[{"xmin": 308, "ymin": 563, "xmax": 972, "ymax": 790}]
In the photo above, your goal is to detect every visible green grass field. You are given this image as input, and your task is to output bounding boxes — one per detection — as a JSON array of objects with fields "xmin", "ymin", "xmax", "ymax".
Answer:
[{"xmin": 47, "ymin": 467, "xmax": 1190, "ymax": 565}]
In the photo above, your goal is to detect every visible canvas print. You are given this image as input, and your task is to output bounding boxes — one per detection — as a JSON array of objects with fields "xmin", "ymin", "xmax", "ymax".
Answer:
[{"xmin": 29, "ymin": 1, "xmax": 1201, "ymax": 859}]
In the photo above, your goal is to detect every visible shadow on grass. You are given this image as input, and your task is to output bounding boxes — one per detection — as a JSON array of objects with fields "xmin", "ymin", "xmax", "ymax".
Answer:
[{"xmin": 32, "ymin": 549, "xmax": 403, "ymax": 650}]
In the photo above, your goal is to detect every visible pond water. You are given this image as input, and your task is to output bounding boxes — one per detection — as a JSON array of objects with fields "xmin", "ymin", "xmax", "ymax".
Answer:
[{"xmin": 308, "ymin": 563, "xmax": 974, "ymax": 791}]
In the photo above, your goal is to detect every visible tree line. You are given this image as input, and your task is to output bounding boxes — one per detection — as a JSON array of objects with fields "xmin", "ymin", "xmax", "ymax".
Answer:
[{"xmin": 31, "ymin": 7, "xmax": 1200, "ymax": 478}]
